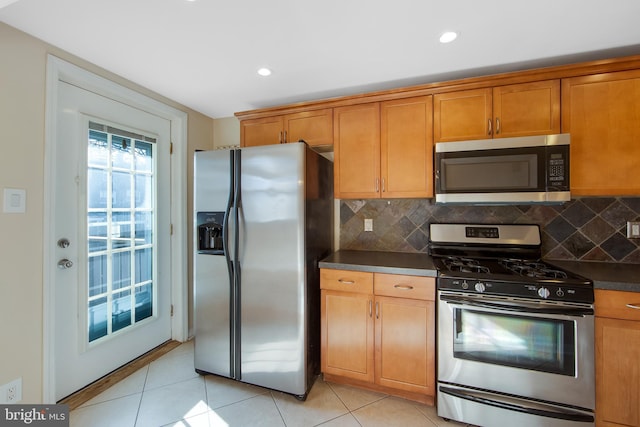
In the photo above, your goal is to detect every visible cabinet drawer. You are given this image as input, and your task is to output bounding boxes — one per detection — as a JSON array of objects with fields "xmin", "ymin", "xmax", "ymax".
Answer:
[
  {"xmin": 320, "ymin": 269, "xmax": 373, "ymax": 293},
  {"xmin": 595, "ymin": 289, "xmax": 640, "ymax": 321},
  {"xmin": 374, "ymin": 274, "xmax": 435, "ymax": 301}
]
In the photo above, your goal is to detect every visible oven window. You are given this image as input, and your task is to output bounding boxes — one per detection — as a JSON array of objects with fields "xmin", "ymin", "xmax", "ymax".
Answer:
[{"xmin": 453, "ymin": 308, "xmax": 575, "ymax": 376}]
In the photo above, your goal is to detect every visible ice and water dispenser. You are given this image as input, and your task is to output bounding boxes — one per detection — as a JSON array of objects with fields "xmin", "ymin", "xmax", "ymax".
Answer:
[{"xmin": 197, "ymin": 212, "xmax": 225, "ymax": 255}]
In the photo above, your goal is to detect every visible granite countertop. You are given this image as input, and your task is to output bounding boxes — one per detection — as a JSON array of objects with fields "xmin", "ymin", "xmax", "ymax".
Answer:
[
  {"xmin": 319, "ymin": 250, "xmax": 438, "ymax": 277},
  {"xmin": 320, "ymin": 250, "xmax": 640, "ymax": 292},
  {"xmin": 548, "ymin": 260, "xmax": 640, "ymax": 292}
]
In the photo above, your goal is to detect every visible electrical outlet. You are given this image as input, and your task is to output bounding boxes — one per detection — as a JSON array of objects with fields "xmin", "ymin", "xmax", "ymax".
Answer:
[
  {"xmin": 627, "ymin": 221, "xmax": 640, "ymax": 238},
  {"xmin": 1, "ymin": 378, "xmax": 22, "ymax": 404},
  {"xmin": 364, "ymin": 218, "xmax": 373, "ymax": 232}
]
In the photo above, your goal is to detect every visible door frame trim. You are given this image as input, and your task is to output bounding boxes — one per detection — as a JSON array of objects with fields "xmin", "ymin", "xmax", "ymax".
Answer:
[{"xmin": 43, "ymin": 55, "xmax": 188, "ymax": 403}]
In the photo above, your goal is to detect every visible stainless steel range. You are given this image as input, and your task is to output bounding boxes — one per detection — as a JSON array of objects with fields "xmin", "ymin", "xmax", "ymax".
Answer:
[{"xmin": 430, "ymin": 223, "xmax": 595, "ymax": 427}]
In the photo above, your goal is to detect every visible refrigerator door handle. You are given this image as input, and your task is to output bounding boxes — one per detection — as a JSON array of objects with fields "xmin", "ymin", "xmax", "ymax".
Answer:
[
  {"xmin": 223, "ymin": 149, "xmax": 240, "ymax": 379},
  {"xmin": 223, "ymin": 151, "xmax": 234, "ymax": 279},
  {"xmin": 231, "ymin": 148, "xmax": 242, "ymax": 379}
]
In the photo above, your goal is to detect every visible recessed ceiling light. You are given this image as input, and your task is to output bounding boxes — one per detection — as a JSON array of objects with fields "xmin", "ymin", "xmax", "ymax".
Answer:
[
  {"xmin": 439, "ymin": 31, "xmax": 458, "ymax": 44},
  {"xmin": 257, "ymin": 67, "xmax": 272, "ymax": 77}
]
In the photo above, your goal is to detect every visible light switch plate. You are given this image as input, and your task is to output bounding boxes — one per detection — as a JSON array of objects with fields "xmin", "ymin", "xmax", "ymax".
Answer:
[
  {"xmin": 364, "ymin": 218, "xmax": 373, "ymax": 232},
  {"xmin": 3, "ymin": 188, "xmax": 26, "ymax": 213}
]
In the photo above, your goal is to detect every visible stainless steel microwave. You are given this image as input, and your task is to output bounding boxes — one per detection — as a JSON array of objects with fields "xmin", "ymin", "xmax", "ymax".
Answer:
[{"xmin": 435, "ymin": 134, "xmax": 570, "ymax": 204}]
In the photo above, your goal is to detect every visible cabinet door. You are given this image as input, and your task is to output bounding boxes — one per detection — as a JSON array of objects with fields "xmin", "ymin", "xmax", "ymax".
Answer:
[
  {"xmin": 321, "ymin": 290, "xmax": 374, "ymax": 383},
  {"xmin": 375, "ymin": 296, "xmax": 435, "ymax": 395},
  {"xmin": 334, "ymin": 103, "xmax": 381, "ymax": 199},
  {"xmin": 381, "ymin": 96, "xmax": 434, "ymax": 198},
  {"xmin": 240, "ymin": 116, "xmax": 284, "ymax": 147},
  {"xmin": 434, "ymin": 88, "xmax": 492, "ymax": 142},
  {"xmin": 493, "ymin": 80, "xmax": 560, "ymax": 138},
  {"xmin": 596, "ymin": 317, "xmax": 640, "ymax": 427},
  {"xmin": 285, "ymin": 109, "xmax": 333, "ymax": 147},
  {"xmin": 562, "ymin": 70, "xmax": 640, "ymax": 196}
]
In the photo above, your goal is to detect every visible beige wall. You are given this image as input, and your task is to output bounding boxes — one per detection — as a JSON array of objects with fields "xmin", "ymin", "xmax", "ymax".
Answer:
[
  {"xmin": 213, "ymin": 116, "xmax": 240, "ymax": 148},
  {"xmin": 0, "ymin": 22, "xmax": 214, "ymax": 403}
]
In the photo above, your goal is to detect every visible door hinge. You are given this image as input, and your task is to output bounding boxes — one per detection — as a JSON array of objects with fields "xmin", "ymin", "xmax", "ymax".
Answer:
[
  {"xmin": 170, "ymin": 223, "xmax": 174, "ymax": 235},
  {"xmin": 170, "ymin": 142, "xmax": 173, "ymax": 154},
  {"xmin": 170, "ymin": 305, "xmax": 174, "ymax": 317}
]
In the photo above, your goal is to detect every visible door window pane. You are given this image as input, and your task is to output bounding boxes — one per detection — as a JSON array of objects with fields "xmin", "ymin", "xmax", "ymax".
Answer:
[
  {"xmin": 112, "ymin": 290, "xmax": 131, "ymax": 332},
  {"xmin": 111, "ymin": 136, "xmax": 132, "ymax": 169},
  {"xmin": 135, "ymin": 141, "xmax": 153, "ymax": 172},
  {"xmin": 88, "ymin": 212, "xmax": 108, "ymax": 252},
  {"xmin": 88, "ymin": 168, "xmax": 108, "ymax": 209},
  {"xmin": 112, "ymin": 212, "xmax": 132, "ymax": 249},
  {"xmin": 135, "ymin": 284, "xmax": 153, "ymax": 322},
  {"xmin": 87, "ymin": 122, "xmax": 156, "ymax": 343},
  {"xmin": 89, "ymin": 297, "xmax": 108, "ymax": 342},
  {"xmin": 112, "ymin": 171, "xmax": 132, "ymax": 209},
  {"xmin": 88, "ymin": 255, "xmax": 107, "ymax": 297},
  {"xmin": 135, "ymin": 212, "xmax": 153, "ymax": 246}
]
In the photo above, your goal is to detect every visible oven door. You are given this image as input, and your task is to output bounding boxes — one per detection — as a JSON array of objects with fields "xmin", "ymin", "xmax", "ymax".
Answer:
[{"xmin": 437, "ymin": 291, "xmax": 595, "ymax": 410}]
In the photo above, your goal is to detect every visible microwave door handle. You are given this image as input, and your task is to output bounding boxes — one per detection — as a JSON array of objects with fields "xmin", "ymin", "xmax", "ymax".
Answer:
[
  {"xmin": 440, "ymin": 294, "xmax": 594, "ymax": 316},
  {"xmin": 439, "ymin": 386, "xmax": 594, "ymax": 423}
]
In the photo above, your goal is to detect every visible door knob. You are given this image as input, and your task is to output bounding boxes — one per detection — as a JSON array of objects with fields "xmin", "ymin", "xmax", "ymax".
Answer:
[
  {"xmin": 57, "ymin": 238, "xmax": 70, "ymax": 248},
  {"xmin": 58, "ymin": 259, "xmax": 73, "ymax": 269}
]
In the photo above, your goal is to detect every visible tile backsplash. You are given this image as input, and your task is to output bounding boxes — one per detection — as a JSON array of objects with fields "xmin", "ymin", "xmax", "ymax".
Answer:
[{"xmin": 339, "ymin": 198, "xmax": 640, "ymax": 263}]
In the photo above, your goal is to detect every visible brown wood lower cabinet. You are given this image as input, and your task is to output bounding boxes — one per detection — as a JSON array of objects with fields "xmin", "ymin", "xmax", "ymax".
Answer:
[
  {"xmin": 595, "ymin": 289, "xmax": 640, "ymax": 426},
  {"xmin": 320, "ymin": 268, "xmax": 436, "ymax": 405}
]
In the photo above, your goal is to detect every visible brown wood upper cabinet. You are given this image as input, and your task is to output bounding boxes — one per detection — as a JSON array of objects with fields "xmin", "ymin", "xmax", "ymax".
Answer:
[
  {"xmin": 562, "ymin": 70, "xmax": 640, "ymax": 196},
  {"xmin": 334, "ymin": 96, "xmax": 434, "ymax": 199},
  {"xmin": 240, "ymin": 108, "xmax": 333, "ymax": 147},
  {"xmin": 434, "ymin": 80, "xmax": 560, "ymax": 142}
]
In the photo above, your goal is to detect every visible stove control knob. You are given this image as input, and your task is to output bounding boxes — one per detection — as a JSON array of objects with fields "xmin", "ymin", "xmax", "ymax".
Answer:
[
  {"xmin": 475, "ymin": 282, "xmax": 486, "ymax": 293},
  {"xmin": 461, "ymin": 281, "xmax": 469, "ymax": 290},
  {"xmin": 538, "ymin": 287, "xmax": 551, "ymax": 299}
]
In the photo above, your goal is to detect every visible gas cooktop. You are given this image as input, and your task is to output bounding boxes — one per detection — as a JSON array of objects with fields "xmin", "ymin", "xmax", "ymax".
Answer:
[{"xmin": 429, "ymin": 223, "xmax": 594, "ymax": 303}]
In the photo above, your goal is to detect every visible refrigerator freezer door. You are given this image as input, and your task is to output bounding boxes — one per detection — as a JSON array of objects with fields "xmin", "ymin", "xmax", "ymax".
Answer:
[
  {"xmin": 238, "ymin": 144, "xmax": 307, "ymax": 395},
  {"xmin": 194, "ymin": 150, "xmax": 234, "ymax": 377}
]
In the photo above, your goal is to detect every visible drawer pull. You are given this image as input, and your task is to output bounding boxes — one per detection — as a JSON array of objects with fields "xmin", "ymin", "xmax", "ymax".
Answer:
[
  {"xmin": 338, "ymin": 279, "xmax": 355, "ymax": 285},
  {"xmin": 626, "ymin": 303, "xmax": 640, "ymax": 310},
  {"xmin": 394, "ymin": 284, "xmax": 414, "ymax": 290}
]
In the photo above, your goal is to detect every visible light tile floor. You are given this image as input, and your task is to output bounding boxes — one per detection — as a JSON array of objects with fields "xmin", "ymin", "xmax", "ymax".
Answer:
[{"xmin": 71, "ymin": 340, "xmax": 467, "ymax": 427}]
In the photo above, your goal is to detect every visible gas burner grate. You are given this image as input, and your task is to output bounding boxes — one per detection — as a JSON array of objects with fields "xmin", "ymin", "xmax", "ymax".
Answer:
[
  {"xmin": 499, "ymin": 259, "xmax": 568, "ymax": 279},
  {"xmin": 443, "ymin": 256, "xmax": 491, "ymax": 274}
]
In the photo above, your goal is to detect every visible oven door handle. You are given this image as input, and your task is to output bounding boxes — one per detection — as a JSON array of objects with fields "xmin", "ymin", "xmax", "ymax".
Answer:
[
  {"xmin": 440, "ymin": 294, "xmax": 594, "ymax": 316},
  {"xmin": 439, "ymin": 386, "xmax": 594, "ymax": 423}
]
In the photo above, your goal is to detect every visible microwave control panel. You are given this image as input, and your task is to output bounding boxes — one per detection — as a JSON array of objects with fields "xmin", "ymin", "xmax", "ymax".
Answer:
[{"xmin": 546, "ymin": 146, "xmax": 569, "ymax": 189}]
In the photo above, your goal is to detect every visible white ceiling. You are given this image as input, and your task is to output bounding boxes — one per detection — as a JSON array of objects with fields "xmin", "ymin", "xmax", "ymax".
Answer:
[{"xmin": 2, "ymin": 0, "xmax": 640, "ymax": 119}]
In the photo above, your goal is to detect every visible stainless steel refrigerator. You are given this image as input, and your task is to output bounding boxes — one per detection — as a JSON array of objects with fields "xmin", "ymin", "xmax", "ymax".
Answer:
[{"xmin": 193, "ymin": 142, "xmax": 333, "ymax": 399}]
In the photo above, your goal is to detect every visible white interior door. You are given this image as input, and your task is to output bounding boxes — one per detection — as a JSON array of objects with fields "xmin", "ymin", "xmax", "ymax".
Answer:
[{"xmin": 54, "ymin": 81, "xmax": 172, "ymax": 400}]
